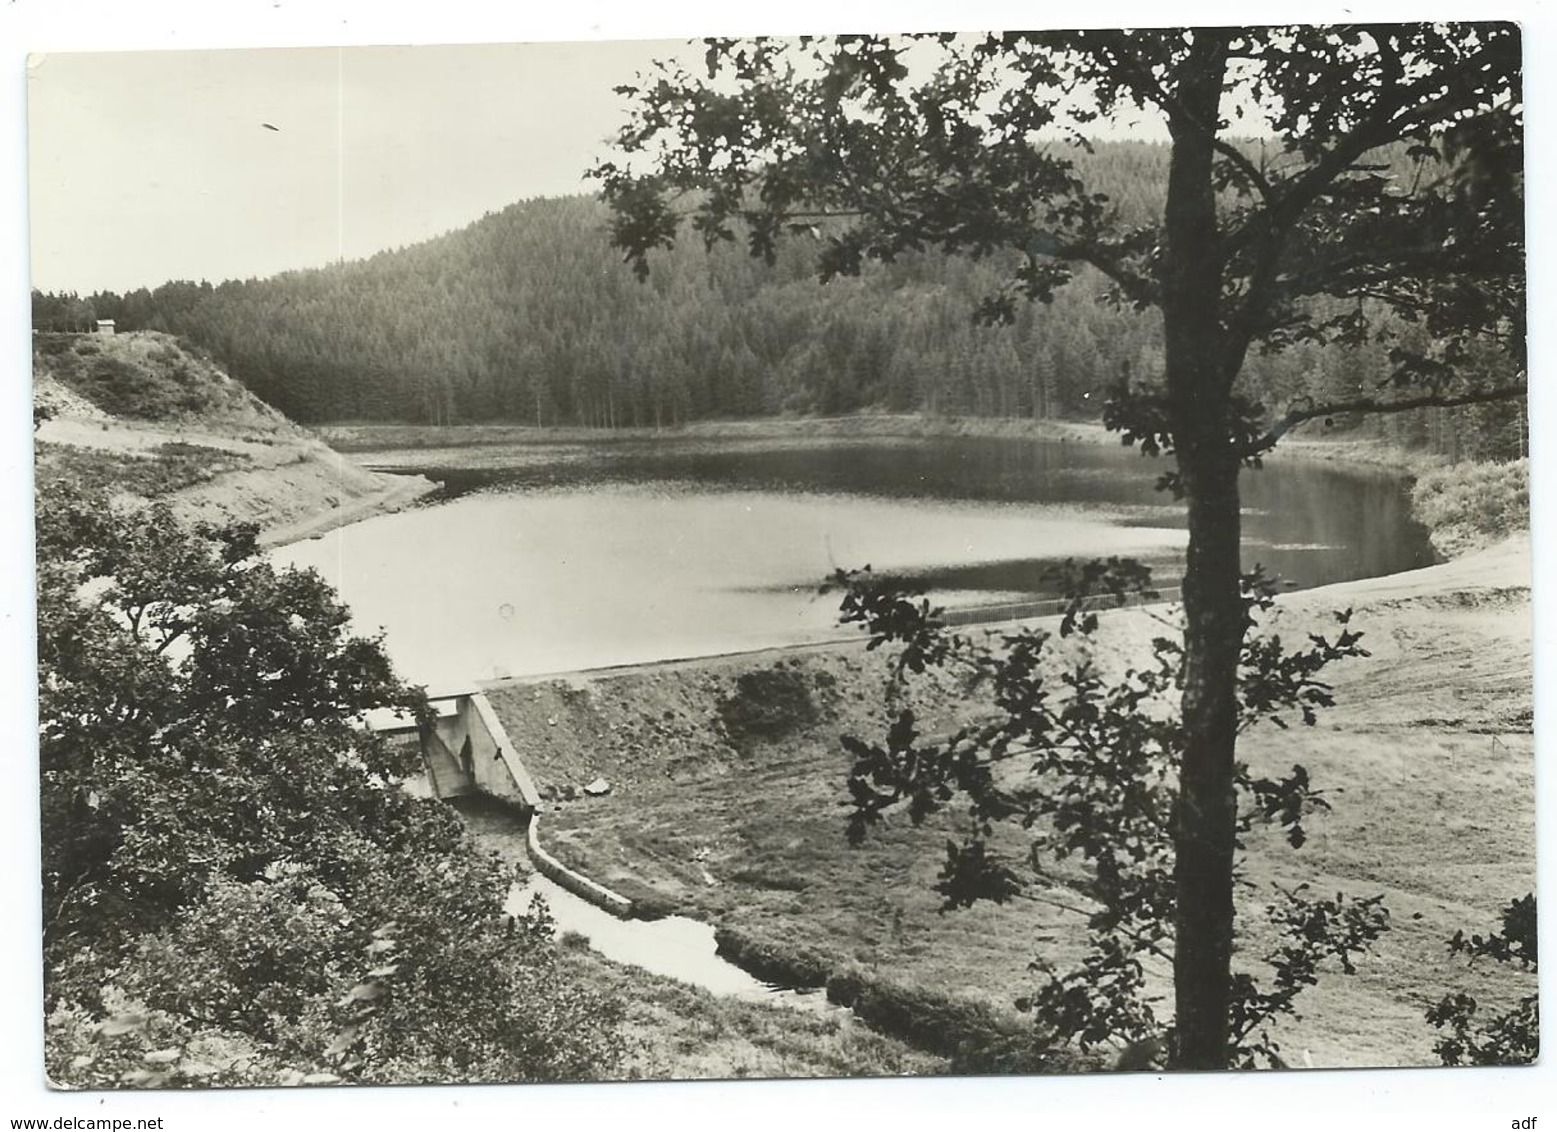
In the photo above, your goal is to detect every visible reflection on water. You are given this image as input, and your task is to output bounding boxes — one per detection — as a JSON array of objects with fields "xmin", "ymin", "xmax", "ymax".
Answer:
[
  {"xmin": 406, "ymin": 433, "xmax": 1436, "ymax": 590},
  {"xmin": 274, "ymin": 435, "xmax": 1434, "ymax": 686}
]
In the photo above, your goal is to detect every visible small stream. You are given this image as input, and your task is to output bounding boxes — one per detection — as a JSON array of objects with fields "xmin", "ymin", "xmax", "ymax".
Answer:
[
  {"xmin": 451, "ymin": 795, "xmax": 839, "ymax": 1014},
  {"xmin": 508, "ymin": 872, "xmax": 838, "ymax": 1014}
]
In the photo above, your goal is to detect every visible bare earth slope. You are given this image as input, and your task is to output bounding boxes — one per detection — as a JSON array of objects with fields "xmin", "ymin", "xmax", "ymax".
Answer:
[{"xmin": 34, "ymin": 331, "xmax": 437, "ymax": 544}]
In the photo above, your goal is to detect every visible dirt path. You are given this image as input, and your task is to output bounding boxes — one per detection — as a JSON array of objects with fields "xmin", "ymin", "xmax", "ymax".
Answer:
[
  {"xmin": 38, "ymin": 409, "xmax": 439, "ymax": 549},
  {"xmin": 36, "ymin": 417, "xmax": 295, "ymax": 461}
]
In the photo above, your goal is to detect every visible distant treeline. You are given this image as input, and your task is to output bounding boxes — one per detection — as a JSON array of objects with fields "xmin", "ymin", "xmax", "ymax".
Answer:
[{"xmin": 33, "ymin": 142, "xmax": 1524, "ymax": 461}]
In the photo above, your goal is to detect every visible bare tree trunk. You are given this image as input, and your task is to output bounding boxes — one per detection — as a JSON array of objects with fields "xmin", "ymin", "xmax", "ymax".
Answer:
[
  {"xmin": 1171, "ymin": 444, "xmax": 1243, "ymax": 1069},
  {"xmin": 1161, "ymin": 32, "xmax": 1240, "ymax": 1070}
]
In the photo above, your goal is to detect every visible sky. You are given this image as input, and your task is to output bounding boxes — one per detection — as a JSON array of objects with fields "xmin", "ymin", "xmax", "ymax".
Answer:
[
  {"xmin": 3, "ymin": 2, "xmax": 1555, "ymax": 1129},
  {"xmin": 27, "ymin": 40, "xmax": 704, "ymax": 294},
  {"xmin": 24, "ymin": 36, "xmax": 1181, "ymax": 297}
]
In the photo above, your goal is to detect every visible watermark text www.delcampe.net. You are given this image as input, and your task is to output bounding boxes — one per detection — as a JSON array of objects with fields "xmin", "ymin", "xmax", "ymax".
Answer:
[{"xmin": 11, "ymin": 1119, "xmax": 165, "ymax": 1130}]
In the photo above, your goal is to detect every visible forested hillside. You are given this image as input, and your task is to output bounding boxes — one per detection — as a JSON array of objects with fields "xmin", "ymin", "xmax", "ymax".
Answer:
[{"xmin": 33, "ymin": 142, "xmax": 1524, "ymax": 459}]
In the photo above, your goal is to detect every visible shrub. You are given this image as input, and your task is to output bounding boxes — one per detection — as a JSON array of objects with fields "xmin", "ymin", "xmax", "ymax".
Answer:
[
  {"xmin": 38, "ymin": 484, "xmax": 629, "ymax": 1086},
  {"xmin": 713, "ymin": 927, "xmax": 1075, "ymax": 1071},
  {"xmin": 714, "ymin": 926, "xmax": 832, "ymax": 988},
  {"xmin": 623, "ymin": 889, "xmax": 679, "ymax": 922},
  {"xmin": 36, "ymin": 444, "xmax": 248, "ymax": 500},
  {"xmin": 824, "ymin": 967, "xmax": 1060, "ymax": 1070},
  {"xmin": 716, "ymin": 667, "xmax": 819, "ymax": 743},
  {"xmin": 728, "ymin": 865, "xmax": 812, "ymax": 892},
  {"xmin": 44, "ymin": 339, "xmax": 224, "ymax": 420},
  {"xmin": 1412, "ymin": 459, "xmax": 1529, "ymax": 557},
  {"xmin": 1426, "ymin": 895, "xmax": 1538, "ymax": 1066}
]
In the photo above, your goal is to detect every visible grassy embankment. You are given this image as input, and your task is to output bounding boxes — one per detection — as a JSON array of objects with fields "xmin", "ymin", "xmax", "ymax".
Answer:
[
  {"xmin": 481, "ymin": 527, "xmax": 1531, "ymax": 1070},
  {"xmin": 1410, "ymin": 458, "xmax": 1530, "ymax": 558},
  {"xmin": 555, "ymin": 944, "xmax": 947, "ymax": 1080},
  {"xmin": 33, "ymin": 332, "xmax": 436, "ymax": 545},
  {"xmin": 484, "ymin": 652, "xmax": 1071, "ymax": 1070},
  {"xmin": 453, "ymin": 795, "xmax": 947, "ymax": 1079}
]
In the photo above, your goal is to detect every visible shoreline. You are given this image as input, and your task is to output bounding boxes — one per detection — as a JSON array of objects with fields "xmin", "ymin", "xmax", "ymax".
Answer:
[
  {"xmin": 477, "ymin": 530, "xmax": 1531, "ymax": 692},
  {"xmin": 318, "ymin": 414, "xmax": 1117, "ymax": 455},
  {"xmin": 257, "ymin": 470, "xmax": 440, "ymax": 548},
  {"xmin": 35, "ymin": 419, "xmax": 442, "ymax": 552},
  {"xmin": 315, "ymin": 412, "xmax": 1524, "ymax": 565},
  {"xmin": 316, "ymin": 412, "xmax": 1440, "ymax": 474}
]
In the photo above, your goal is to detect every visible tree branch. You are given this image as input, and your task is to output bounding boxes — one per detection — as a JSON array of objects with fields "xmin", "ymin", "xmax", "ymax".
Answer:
[
  {"xmin": 1244, "ymin": 382, "xmax": 1528, "ymax": 457},
  {"xmin": 1055, "ymin": 241, "xmax": 1155, "ymax": 305},
  {"xmin": 1083, "ymin": 31, "xmax": 1276, "ymax": 207},
  {"xmin": 1219, "ymin": 33, "xmax": 1512, "ymax": 381},
  {"xmin": 1241, "ymin": 33, "xmax": 1509, "ymax": 249}
]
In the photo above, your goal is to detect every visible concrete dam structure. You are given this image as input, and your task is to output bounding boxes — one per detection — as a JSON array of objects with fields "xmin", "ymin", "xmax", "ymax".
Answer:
[{"xmin": 371, "ymin": 689, "xmax": 633, "ymax": 917}]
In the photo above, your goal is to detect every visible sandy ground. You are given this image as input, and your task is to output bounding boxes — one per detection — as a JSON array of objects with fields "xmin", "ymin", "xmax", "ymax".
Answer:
[
  {"xmin": 253, "ymin": 467, "xmax": 440, "ymax": 547},
  {"xmin": 36, "ymin": 417, "xmax": 292, "ymax": 459}
]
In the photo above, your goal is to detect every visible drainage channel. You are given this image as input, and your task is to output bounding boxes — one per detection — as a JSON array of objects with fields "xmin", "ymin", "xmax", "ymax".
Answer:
[
  {"xmin": 448, "ymin": 793, "xmax": 839, "ymax": 1015},
  {"xmin": 508, "ymin": 871, "xmax": 839, "ymax": 1015}
]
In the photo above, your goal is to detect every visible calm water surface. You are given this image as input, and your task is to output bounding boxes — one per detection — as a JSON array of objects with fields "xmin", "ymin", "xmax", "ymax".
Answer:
[{"xmin": 273, "ymin": 435, "xmax": 1434, "ymax": 687}]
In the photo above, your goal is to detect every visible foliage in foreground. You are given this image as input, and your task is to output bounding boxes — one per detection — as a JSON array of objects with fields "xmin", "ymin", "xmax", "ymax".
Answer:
[
  {"xmin": 37, "ymin": 477, "xmax": 627, "ymax": 1086},
  {"xmin": 830, "ymin": 559, "xmax": 1388, "ymax": 1069},
  {"xmin": 1427, "ymin": 895, "xmax": 1539, "ymax": 1066},
  {"xmin": 598, "ymin": 24, "xmax": 1523, "ymax": 1070}
]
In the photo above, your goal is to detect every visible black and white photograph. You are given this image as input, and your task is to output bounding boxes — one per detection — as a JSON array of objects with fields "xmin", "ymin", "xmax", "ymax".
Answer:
[{"xmin": 4, "ymin": 2, "xmax": 1548, "ymax": 1127}]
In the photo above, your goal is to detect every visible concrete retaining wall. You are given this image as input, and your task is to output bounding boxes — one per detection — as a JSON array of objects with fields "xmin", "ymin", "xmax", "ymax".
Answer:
[
  {"xmin": 401, "ymin": 690, "xmax": 544, "ymax": 811},
  {"xmin": 525, "ymin": 814, "xmax": 635, "ymax": 918},
  {"xmin": 462, "ymin": 692, "xmax": 542, "ymax": 810},
  {"xmin": 374, "ymin": 689, "xmax": 635, "ymax": 919},
  {"xmin": 421, "ymin": 727, "xmax": 473, "ymax": 798}
]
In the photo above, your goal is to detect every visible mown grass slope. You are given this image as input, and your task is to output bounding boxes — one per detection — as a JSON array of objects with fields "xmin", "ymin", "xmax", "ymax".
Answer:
[{"xmin": 486, "ymin": 539, "xmax": 1533, "ymax": 1069}]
